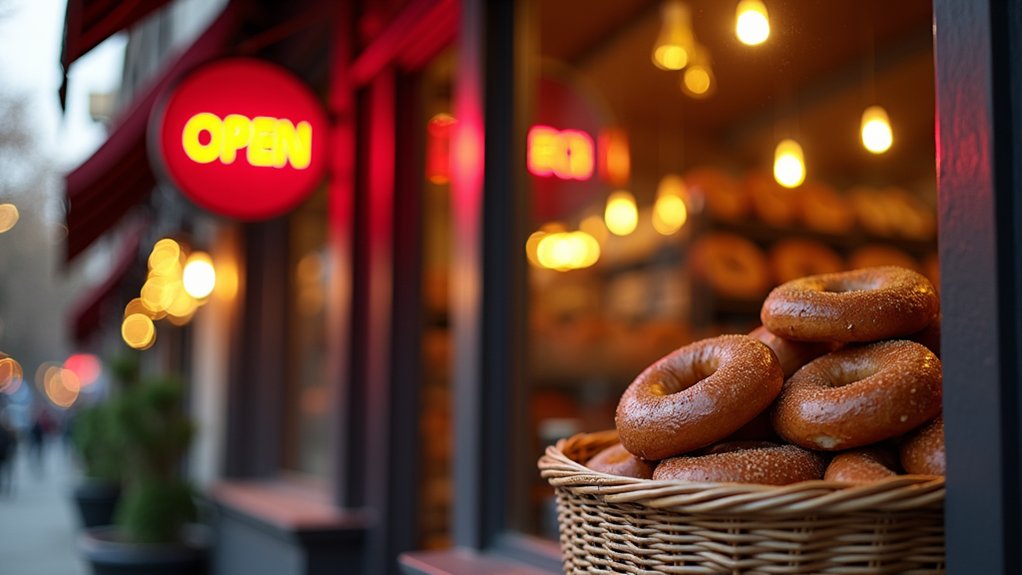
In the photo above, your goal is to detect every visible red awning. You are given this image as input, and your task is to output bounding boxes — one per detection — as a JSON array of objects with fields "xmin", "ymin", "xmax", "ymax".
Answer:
[
  {"xmin": 64, "ymin": 2, "xmax": 240, "ymax": 264},
  {"xmin": 60, "ymin": 0, "xmax": 174, "ymax": 108},
  {"xmin": 69, "ymin": 221, "xmax": 143, "ymax": 345}
]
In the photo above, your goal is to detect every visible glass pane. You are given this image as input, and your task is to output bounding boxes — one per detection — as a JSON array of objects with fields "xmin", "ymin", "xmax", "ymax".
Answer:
[
  {"xmin": 284, "ymin": 186, "xmax": 330, "ymax": 476},
  {"xmin": 520, "ymin": 0, "xmax": 938, "ymax": 538},
  {"xmin": 418, "ymin": 47, "xmax": 456, "ymax": 549}
]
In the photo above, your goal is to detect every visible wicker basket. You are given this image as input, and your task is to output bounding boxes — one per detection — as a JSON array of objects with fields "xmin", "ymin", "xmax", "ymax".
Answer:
[{"xmin": 538, "ymin": 430, "xmax": 945, "ymax": 575}]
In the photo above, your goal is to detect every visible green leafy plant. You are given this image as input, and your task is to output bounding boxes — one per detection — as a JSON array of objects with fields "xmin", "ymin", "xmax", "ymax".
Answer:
[
  {"xmin": 70, "ymin": 403, "xmax": 122, "ymax": 483},
  {"xmin": 111, "ymin": 374, "xmax": 197, "ymax": 543}
]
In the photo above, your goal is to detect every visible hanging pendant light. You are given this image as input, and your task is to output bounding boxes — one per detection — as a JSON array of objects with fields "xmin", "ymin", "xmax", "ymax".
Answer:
[
  {"xmin": 653, "ymin": 175, "xmax": 689, "ymax": 235},
  {"xmin": 605, "ymin": 190, "xmax": 638, "ymax": 236},
  {"xmin": 773, "ymin": 139, "xmax": 806, "ymax": 188},
  {"xmin": 681, "ymin": 44, "xmax": 715, "ymax": 99},
  {"xmin": 652, "ymin": 0, "xmax": 695, "ymax": 71},
  {"xmin": 860, "ymin": 105, "xmax": 893, "ymax": 154},
  {"xmin": 736, "ymin": 0, "xmax": 770, "ymax": 46}
]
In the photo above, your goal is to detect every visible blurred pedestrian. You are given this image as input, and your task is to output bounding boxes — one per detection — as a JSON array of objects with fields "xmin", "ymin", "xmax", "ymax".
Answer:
[
  {"xmin": 0, "ymin": 414, "xmax": 16, "ymax": 495},
  {"xmin": 28, "ymin": 409, "xmax": 49, "ymax": 476}
]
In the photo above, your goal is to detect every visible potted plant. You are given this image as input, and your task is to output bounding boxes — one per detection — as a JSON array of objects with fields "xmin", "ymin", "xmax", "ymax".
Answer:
[
  {"xmin": 78, "ymin": 373, "xmax": 209, "ymax": 575},
  {"xmin": 70, "ymin": 402, "xmax": 123, "ymax": 528},
  {"xmin": 69, "ymin": 352, "xmax": 138, "ymax": 529}
]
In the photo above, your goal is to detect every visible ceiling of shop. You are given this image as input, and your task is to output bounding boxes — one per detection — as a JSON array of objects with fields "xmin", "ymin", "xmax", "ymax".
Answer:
[{"xmin": 536, "ymin": 0, "xmax": 935, "ymax": 197}]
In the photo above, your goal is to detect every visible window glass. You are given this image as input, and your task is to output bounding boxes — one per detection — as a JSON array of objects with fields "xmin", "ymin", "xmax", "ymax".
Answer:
[
  {"xmin": 284, "ymin": 187, "xmax": 330, "ymax": 476},
  {"xmin": 520, "ymin": 0, "xmax": 938, "ymax": 538}
]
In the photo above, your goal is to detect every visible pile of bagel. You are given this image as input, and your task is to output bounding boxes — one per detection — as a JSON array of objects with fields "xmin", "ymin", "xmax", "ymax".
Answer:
[{"xmin": 587, "ymin": 265, "xmax": 945, "ymax": 485}]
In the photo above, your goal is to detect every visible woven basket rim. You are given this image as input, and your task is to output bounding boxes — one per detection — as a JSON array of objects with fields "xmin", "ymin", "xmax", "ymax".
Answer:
[{"xmin": 539, "ymin": 429, "xmax": 945, "ymax": 516}]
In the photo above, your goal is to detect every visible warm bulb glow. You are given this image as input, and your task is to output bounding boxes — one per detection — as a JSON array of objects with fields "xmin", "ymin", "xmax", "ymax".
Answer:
[
  {"xmin": 736, "ymin": 0, "xmax": 770, "ymax": 46},
  {"xmin": 536, "ymin": 231, "xmax": 600, "ymax": 271},
  {"xmin": 0, "ymin": 203, "xmax": 19, "ymax": 233},
  {"xmin": 122, "ymin": 313, "xmax": 157, "ymax": 350},
  {"xmin": 652, "ymin": 0, "xmax": 694, "ymax": 70},
  {"xmin": 682, "ymin": 64, "xmax": 714, "ymax": 98},
  {"xmin": 605, "ymin": 190, "xmax": 638, "ymax": 236},
  {"xmin": 0, "ymin": 355, "xmax": 23, "ymax": 395},
  {"xmin": 773, "ymin": 139, "xmax": 806, "ymax": 188},
  {"xmin": 148, "ymin": 238, "xmax": 182, "ymax": 276},
  {"xmin": 653, "ymin": 175, "xmax": 689, "ymax": 235},
  {"xmin": 861, "ymin": 105, "xmax": 893, "ymax": 154},
  {"xmin": 183, "ymin": 251, "xmax": 216, "ymax": 299},
  {"xmin": 525, "ymin": 223, "xmax": 567, "ymax": 268},
  {"xmin": 140, "ymin": 276, "xmax": 178, "ymax": 313},
  {"xmin": 579, "ymin": 214, "xmax": 608, "ymax": 245}
]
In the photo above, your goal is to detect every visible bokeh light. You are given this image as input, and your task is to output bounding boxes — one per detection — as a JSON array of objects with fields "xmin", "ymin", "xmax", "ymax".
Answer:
[
  {"xmin": 605, "ymin": 190, "xmax": 638, "ymax": 236},
  {"xmin": 0, "ymin": 354, "xmax": 24, "ymax": 395},
  {"xmin": 183, "ymin": 251, "xmax": 216, "ymax": 299},
  {"xmin": 736, "ymin": 0, "xmax": 770, "ymax": 46},
  {"xmin": 148, "ymin": 238, "xmax": 183, "ymax": 276},
  {"xmin": 64, "ymin": 353, "xmax": 101, "ymax": 388},
  {"xmin": 0, "ymin": 203, "xmax": 19, "ymax": 233},
  {"xmin": 122, "ymin": 313, "xmax": 157, "ymax": 350}
]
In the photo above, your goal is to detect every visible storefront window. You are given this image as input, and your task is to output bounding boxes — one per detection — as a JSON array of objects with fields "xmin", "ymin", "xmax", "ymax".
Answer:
[
  {"xmin": 417, "ymin": 47, "xmax": 456, "ymax": 550},
  {"xmin": 519, "ymin": 0, "xmax": 938, "ymax": 538},
  {"xmin": 284, "ymin": 187, "xmax": 330, "ymax": 477}
]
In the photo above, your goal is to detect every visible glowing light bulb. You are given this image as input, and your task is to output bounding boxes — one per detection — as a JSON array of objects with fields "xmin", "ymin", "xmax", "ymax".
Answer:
[
  {"xmin": 122, "ymin": 313, "xmax": 157, "ymax": 350},
  {"xmin": 525, "ymin": 222, "xmax": 566, "ymax": 268},
  {"xmin": 773, "ymin": 139, "xmax": 806, "ymax": 188},
  {"xmin": 736, "ymin": 0, "xmax": 770, "ymax": 46},
  {"xmin": 605, "ymin": 190, "xmax": 638, "ymax": 236},
  {"xmin": 148, "ymin": 238, "xmax": 182, "ymax": 276},
  {"xmin": 536, "ymin": 231, "xmax": 600, "ymax": 271},
  {"xmin": 652, "ymin": 1, "xmax": 694, "ymax": 70},
  {"xmin": 861, "ymin": 105, "xmax": 893, "ymax": 154},
  {"xmin": 183, "ymin": 251, "xmax": 216, "ymax": 299},
  {"xmin": 0, "ymin": 204, "xmax": 19, "ymax": 233},
  {"xmin": 684, "ymin": 65, "xmax": 716, "ymax": 100},
  {"xmin": 653, "ymin": 175, "xmax": 689, "ymax": 235}
]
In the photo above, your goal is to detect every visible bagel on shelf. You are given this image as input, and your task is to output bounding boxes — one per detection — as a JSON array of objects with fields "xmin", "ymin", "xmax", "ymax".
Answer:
[{"xmin": 690, "ymin": 232, "xmax": 771, "ymax": 301}]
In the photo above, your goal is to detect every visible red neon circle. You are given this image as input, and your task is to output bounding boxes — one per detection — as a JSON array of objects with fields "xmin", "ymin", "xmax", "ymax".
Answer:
[{"xmin": 152, "ymin": 59, "xmax": 329, "ymax": 220}]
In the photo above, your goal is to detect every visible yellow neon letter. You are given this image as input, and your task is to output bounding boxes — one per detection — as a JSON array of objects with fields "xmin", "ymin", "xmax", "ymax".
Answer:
[
  {"xmin": 182, "ymin": 113, "xmax": 222, "ymax": 164},
  {"xmin": 220, "ymin": 114, "xmax": 252, "ymax": 164},
  {"xmin": 275, "ymin": 119, "xmax": 312, "ymax": 169},
  {"xmin": 247, "ymin": 116, "xmax": 276, "ymax": 167}
]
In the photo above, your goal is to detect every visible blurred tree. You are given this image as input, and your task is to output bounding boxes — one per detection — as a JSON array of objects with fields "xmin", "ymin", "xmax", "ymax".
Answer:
[{"xmin": 0, "ymin": 92, "xmax": 80, "ymax": 398}]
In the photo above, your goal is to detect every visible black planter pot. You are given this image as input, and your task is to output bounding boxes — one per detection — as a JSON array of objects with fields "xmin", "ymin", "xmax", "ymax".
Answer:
[
  {"xmin": 79, "ymin": 525, "xmax": 210, "ymax": 575},
  {"xmin": 73, "ymin": 481, "xmax": 121, "ymax": 529}
]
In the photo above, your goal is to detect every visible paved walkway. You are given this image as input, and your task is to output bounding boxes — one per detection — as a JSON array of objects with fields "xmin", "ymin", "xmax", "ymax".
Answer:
[{"xmin": 0, "ymin": 439, "xmax": 89, "ymax": 575}]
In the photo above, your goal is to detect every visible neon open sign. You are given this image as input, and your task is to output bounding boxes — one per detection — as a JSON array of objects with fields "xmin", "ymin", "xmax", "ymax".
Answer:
[
  {"xmin": 152, "ymin": 59, "xmax": 328, "ymax": 220},
  {"xmin": 527, "ymin": 125, "xmax": 594, "ymax": 181}
]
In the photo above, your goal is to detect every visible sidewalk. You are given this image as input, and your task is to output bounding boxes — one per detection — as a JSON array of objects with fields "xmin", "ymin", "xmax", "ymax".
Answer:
[{"xmin": 0, "ymin": 440, "xmax": 88, "ymax": 575}]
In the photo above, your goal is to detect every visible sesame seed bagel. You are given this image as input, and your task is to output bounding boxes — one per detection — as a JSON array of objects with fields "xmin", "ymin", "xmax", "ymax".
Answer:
[
  {"xmin": 615, "ymin": 334, "xmax": 783, "ymax": 461},
  {"xmin": 760, "ymin": 266, "xmax": 939, "ymax": 342},
  {"xmin": 771, "ymin": 340, "xmax": 942, "ymax": 451}
]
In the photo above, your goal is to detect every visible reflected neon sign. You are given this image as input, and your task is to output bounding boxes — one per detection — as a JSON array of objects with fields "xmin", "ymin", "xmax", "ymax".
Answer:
[{"xmin": 527, "ymin": 125, "xmax": 594, "ymax": 181}]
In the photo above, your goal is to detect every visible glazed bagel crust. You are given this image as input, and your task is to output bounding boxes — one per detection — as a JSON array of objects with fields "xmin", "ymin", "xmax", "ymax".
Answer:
[
  {"xmin": 824, "ymin": 447, "xmax": 899, "ymax": 484},
  {"xmin": 760, "ymin": 266, "xmax": 939, "ymax": 342},
  {"xmin": 771, "ymin": 340, "xmax": 942, "ymax": 451},
  {"xmin": 584, "ymin": 442, "xmax": 655, "ymax": 479},
  {"xmin": 615, "ymin": 335, "xmax": 784, "ymax": 461},
  {"xmin": 750, "ymin": 325, "xmax": 837, "ymax": 379},
  {"xmin": 653, "ymin": 444, "xmax": 825, "ymax": 485},
  {"xmin": 900, "ymin": 415, "xmax": 945, "ymax": 475}
]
